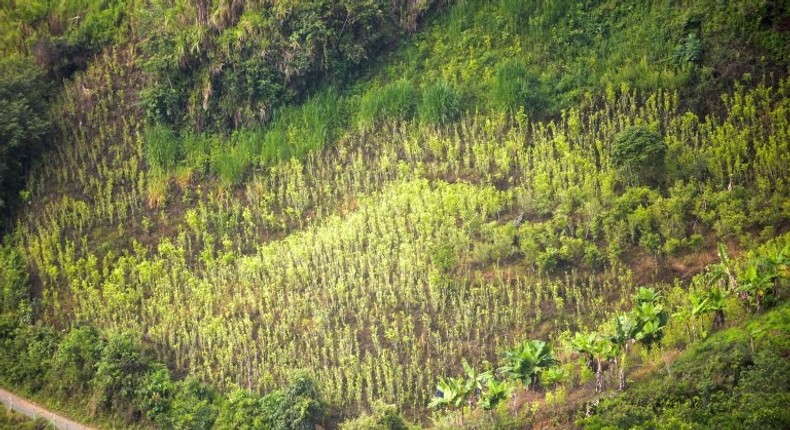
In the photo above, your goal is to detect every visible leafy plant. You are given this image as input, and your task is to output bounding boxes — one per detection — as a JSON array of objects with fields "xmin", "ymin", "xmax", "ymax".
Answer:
[{"xmin": 611, "ymin": 126, "xmax": 667, "ymax": 187}]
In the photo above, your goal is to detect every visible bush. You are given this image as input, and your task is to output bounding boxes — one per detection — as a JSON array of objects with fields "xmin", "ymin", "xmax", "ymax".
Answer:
[
  {"xmin": 91, "ymin": 333, "xmax": 151, "ymax": 414},
  {"xmin": 0, "ymin": 244, "xmax": 28, "ymax": 316},
  {"xmin": 215, "ymin": 389, "xmax": 284, "ymax": 430},
  {"xmin": 418, "ymin": 80, "xmax": 460, "ymax": 127},
  {"xmin": 4, "ymin": 325, "xmax": 60, "ymax": 392},
  {"xmin": 279, "ymin": 371, "xmax": 325, "ymax": 430},
  {"xmin": 168, "ymin": 378, "xmax": 218, "ymax": 430},
  {"xmin": 611, "ymin": 126, "xmax": 667, "ymax": 187},
  {"xmin": 340, "ymin": 401, "xmax": 411, "ymax": 430},
  {"xmin": 49, "ymin": 325, "xmax": 104, "ymax": 396},
  {"xmin": 357, "ymin": 79, "xmax": 417, "ymax": 128}
]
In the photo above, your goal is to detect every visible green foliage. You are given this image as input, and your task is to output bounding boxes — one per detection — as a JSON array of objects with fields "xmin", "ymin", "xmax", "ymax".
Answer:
[
  {"xmin": 479, "ymin": 379, "xmax": 511, "ymax": 411},
  {"xmin": 168, "ymin": 378, "xmax": 219, "ymax": 430},
  {"xmin": 499, "ymin": 339, "xmax": 557, "ymax": 388},
  {"xmin": 0, "ymin": 244, "xmax": 28, "ymax": 317},
  {"xmin": 357, "ymin": 79, "xmax": 418, "ymax": 128},
  {"xmin": 145, "ymin": 124, "xmax": 181, "ymax": 171},
  {"xmin": 581, "ymin": 303, "xmax": 790, "ymax": 429},
  {"xmin": 0, "ymin": 56, "xmax": 51, "ymax": 212},
  {"xmin": 418, "ymin": 81, "xmax": 460, "ymax": 127},
  {"xmin": 137, "ymin": 365, "xmax": 175, "ymax": 427},
  {"xmin": 260, "ymin": 89, "xmax": 346, "ymax": 165},
  {"xmin": 279, "ymin": 371, "xmax": 325, "ymax": 430},
  {"xmin": 49, "ymin": 325, "xmax": 104, "ymax": 396},
  {"xmin": 490, "ymin": 59, "xmax": 545, "ymax": 114},
  {"xmin": 215, "ymin": 389, "xmax": 283, "ymax": 430},
  {"xmin": 340, "ymin": 401, "xmax": 412, "ymax": 430},
  {"xmin": 137, "ymin": 0, "xmax": 432, "ymax": 131},
  {"xmin": 611, "ymin": 126, "xmax": 667, "ymax": 187},
  {"xmin": 1, "ymin": 325, "xmax": 60, "ymax": 392},
  {"xmin": 91, "ymin": 333, "xmax": 151, "ymax": 414}
]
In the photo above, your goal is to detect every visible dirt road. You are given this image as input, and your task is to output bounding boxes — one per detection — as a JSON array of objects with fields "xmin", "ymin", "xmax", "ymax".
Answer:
[{"xmin": 0, "ymin": 386, "xmax": 94, "ymax": 430}]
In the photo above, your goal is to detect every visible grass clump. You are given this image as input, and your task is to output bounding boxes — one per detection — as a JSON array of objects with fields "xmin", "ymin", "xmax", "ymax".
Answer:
[
  {"xmin": 261, "ymin": 88, "xmax": 346, "ymax": 165},
  {"xmin": 490, "ymin": 59, "xmax": 546, "ymax": 114},
  {"xmin": 144, "ymin": 124, "xmax": 180, "ymax": 171},
  {"xmin": 357, "ymin": 79, "xmax": 418, "ymax": 128},
  {"xmin": 418, "ymin": 80, "xmax": 460, "ymax": 127}
]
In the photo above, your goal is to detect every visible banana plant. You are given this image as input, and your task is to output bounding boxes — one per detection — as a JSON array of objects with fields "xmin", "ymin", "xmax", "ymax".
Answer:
[
  {"xmin": 633, "ymin": 301, "xmax": 669, "ymax": 349},
  {"xmin": 480, "ymin": 378, "xmax": 512, "ymax": 411},
  {"xmin": 590, "ymin": 337, "xmax": 619, "ymax": 394},
  {"xmin": 609, "ymin": 313, "xmax": 640, "ymax": 390},
  {"xmin": 428, "ymin": 375, "xmax": 470, "ymax": 410},
  {"xmin": 738, "ymin": 261, "xmax": 776, "ymax": 313},
  {"xmin": 461, "ymin": 358, "xmax": 492, "ymax": 406},
  {"xmin": 498, "ymin": 339, "xmax": 557, "ymax": 389},
  {"xmin": 570, "ymin": 332, "xmax": 598, "ymax": 371}
]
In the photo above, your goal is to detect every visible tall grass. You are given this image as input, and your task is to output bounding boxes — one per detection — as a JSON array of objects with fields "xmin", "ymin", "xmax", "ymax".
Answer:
[
  {"xmin": 260, "ymin": 88, "xmax": 346, "ymax": 165},
  {"xmin": 356, "ymin": 79, "xmax": 417, "ymax": 128},
  {"xmin": 145, "ymin": 124, "xmax": 180, "ymax": 171},
  {"xmin": 490, "ymin": 59, "xmax": 546, "ymax": 113},
  {"xmin": 418, "ymin": 80, "xmax": 460, "ymax": 127}
]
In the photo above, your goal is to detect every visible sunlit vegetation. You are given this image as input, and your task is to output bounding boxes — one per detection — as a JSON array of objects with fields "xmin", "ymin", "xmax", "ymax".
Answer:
[{"xmin": 1, "ymin": 0, "xmax": 789, "ymax": 429}]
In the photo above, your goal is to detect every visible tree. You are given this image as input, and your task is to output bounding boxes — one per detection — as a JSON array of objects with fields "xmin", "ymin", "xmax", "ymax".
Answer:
[
  {"xmin": 611, "ymin": 126, "xmax": 667, "ymax": 187},
  {"xmin": 0, "ymin": 56, "xmax": 51, "ymax": 215}
]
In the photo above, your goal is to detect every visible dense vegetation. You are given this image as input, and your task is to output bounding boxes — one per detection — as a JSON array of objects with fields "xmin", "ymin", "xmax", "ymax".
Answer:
[{"xmin": 1, "ymin": 0, "xmax": 789, "ymax": 429}]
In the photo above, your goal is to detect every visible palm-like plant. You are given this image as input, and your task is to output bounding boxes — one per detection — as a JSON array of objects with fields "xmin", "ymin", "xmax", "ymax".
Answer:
[
  {"xmin": 428, "ymin": 376, "xmax": 470, "ymax": 410},
  {"xmin": 738, "ymin": 262, "xmax": 776, "ymax": 313},
  {"xmin": 539, "ymin": 366, "xmax": 568, "ymax": 389},
  {"xmin": 690, "ymin": 283, "xmax": 728, "ymax": 330},
  {"xmin": 570, "ymin": 332, "xmax": 598, "ymax": 371},
  {"xmin": 609, "ymin": 313, "xmax": 640, "ymax": 390},
  {"xmin": 633, "ymin": 301, "xmax": 669, "ymax": 349},
  {"xmin": 590, "ymin": 337, "xmax": 619, "ymax": 394},
  {"xmin": 498, "ymin": 339, "xmax": 557, "ymax": 390},
  {"xmin": 461, "ymin": 358, "xmax": 491, "ymax": 406},
  {"xmin": 480, "ymin": 378, "xmax": 512, "ymax": 411}
]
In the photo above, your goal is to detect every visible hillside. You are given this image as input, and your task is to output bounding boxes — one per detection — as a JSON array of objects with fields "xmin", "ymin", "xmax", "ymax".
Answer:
[{"xmin": 1, "ymin": 0, "xmax": 789, "ymax": 429}]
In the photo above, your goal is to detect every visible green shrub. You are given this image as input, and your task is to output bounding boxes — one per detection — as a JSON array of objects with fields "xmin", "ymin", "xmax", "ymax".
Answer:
[
  {"xmin": 0, "ymin": 244, "xmax": 28, "ymax": 316},
  {"xmin": 419, "ymin": 80, "xmax": 460, "ymax": 127},
  {"xmin": 49, "ymin": 325, "xmax": 104, "ymax": 396},
  {"xmin": 91, "ymin": 333, "xmax": 151, "ymax": 414},
  {"xmin": 357, "ymin": 79, "xmax": 417, "ymax": 128},
  {"xmin": 278, "ymin": 371, "xmax": 325, "ymax": 430},
  {"xmin": 611, "ymin": 126, "xmax": 667, "ymax": 187},
  {"xmin": 215, "ymin": 389, "xmax": 284, "ymax": 430},
  {"xmin": 168, "ymin": 378, "xmax": 218, "ymax": 430},
  {"xmin": 340, "ymin": 401, "xmax": 411, "ymax": 430},
  {"xmin": 137, "ymin": 365, "xmax": 175, "ymax": 427},
  {"xmin": 145, "ymin": 124, "xmax": 181, "ymax": 171}
]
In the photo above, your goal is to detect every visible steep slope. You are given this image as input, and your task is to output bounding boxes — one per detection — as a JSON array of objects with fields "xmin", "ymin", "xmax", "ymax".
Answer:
[{"xmin": 1, "ymin": 0, "xmax": 789, "ymax": 428}]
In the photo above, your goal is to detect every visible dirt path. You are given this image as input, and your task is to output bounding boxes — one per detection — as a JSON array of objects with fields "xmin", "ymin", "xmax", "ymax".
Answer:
[{"xmin": 0, "ymin": 386, "xmax": 94, "ymax": 430}]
